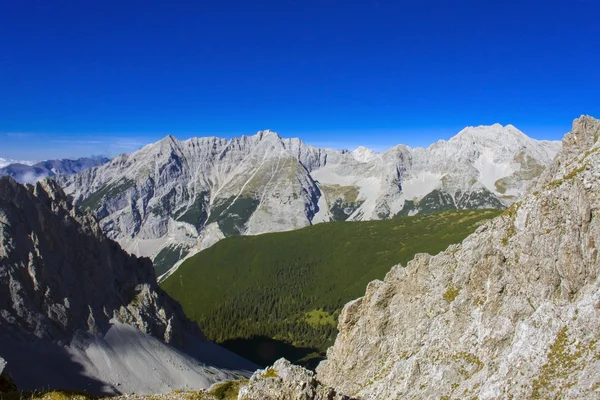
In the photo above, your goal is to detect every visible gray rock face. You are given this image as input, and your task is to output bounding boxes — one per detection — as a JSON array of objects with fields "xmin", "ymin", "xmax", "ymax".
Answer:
[
  {"xmin": 311, "ymin": 116, "xmax": 600, "ymax": 399},
  {"xmin": 59, "ymin": 126, "xmax": 559, "ymax": 277},
  {"xmin": 59, "ymin": 132, "xmax": 325, "ymax": 263},
  {"xmin": 0, "ymin": 177, "xmax": 189, "ymax": 344},
  {"xmin": 0, "ymin": 177, "xmax": 255, "ymax": 394},
  {"xmin": 0, "ymin": 156, "xmax": 109, "ymax": 184},
  {"xmin": 238, "ymin": 359, "xmax": 344, "ymax": 400}
]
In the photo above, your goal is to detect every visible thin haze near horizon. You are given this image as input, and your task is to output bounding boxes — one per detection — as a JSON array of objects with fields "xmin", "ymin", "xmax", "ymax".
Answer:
[{"xmin": 1, "ymin": 0, "xmax": 599, "ymax": 160}]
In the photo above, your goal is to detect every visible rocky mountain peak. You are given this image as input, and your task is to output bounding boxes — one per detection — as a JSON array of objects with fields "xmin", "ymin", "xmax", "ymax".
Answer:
[
  {"xmin": 562, "ymin": 115, "xmax": 600, "ymax": 158},
  {"xmin": 256, "ymin": 129, "xmax": 281, "ymax": 140},
  {"xmin": 0, "ymin": 156, "xmax": 110, "ymax": 184},
  {"xmin": 451, "ymin": 123, "xmax": 529, "ymax": 145},
  {"xmin": 351, "ymin": 146, "xmax": 378, "ymax": 163},
  {"xmin": 59, "ymin": 124, "xmax": 559, "ymax": 276}
]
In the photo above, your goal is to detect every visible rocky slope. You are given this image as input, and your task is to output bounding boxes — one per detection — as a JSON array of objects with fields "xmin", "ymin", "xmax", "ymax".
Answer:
[
  {"xmin": 240, "ymin": 115, "xmax": 600, "ymax": 399},
  {"xmin": 0, "ymin": 177, "xmax": 254, "ymax": 394},
  {"xmin": 59, "ymin": 126, "xmax": 559, "ymax": 277},
  {"xmin": 59, "ymin": 132, "xmax": 325, "ymax": 262},
  {"xmin": 0, "ymin": 156, "xmax": 109, "ymax": 184},
  {"xmin": 238, "ymin": 359, "xmax": 343, "ymax": 400}
]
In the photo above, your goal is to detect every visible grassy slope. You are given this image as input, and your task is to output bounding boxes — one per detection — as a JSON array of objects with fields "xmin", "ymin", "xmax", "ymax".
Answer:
[{"xmin": 162, "ymin": 209, "xmax": 500, "ymax": 367}]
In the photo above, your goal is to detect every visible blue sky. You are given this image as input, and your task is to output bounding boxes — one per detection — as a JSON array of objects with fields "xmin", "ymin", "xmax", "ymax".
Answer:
[{"xmin": 1, "ymin": 0, "xmax": 599, "ymax": 160}]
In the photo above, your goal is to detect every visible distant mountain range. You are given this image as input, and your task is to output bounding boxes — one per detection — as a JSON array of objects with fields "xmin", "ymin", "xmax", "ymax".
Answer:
[
  {"xmin": 58, "ymin": 125, "xmax": 560, "ymax": 277},
  {"xmin": 0, "ymin": 156, "xmax": 109, "ymax": 183},
  {"xmin": 0, "ymin": 158, "xmax": 34, "ymax": 168}
]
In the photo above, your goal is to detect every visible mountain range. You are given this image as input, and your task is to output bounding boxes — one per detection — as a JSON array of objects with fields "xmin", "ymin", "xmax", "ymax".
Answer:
[
  {"xmin": 59, "ymin": 124, "xmax": 560, "ymax": 278},
  {"xmin": 1, "ymin": 116, "xmax": 598, "ymax": 399},
  {"xmin": 0, "ymin": 156, "xmax": 109, "ymax": 184},
  {"xmin": 0, "ymin": 158, "xmax": 34, "ymax": 168}
]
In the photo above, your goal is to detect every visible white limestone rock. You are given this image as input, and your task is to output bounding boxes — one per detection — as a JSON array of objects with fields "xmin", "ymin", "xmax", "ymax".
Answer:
[
  {"xmin": 59, "ymin": 126, "xmax": 559, "ymax": 275},
  {"xmin": 315, "ymin": 116, "xmax": 600, "ymax": 399},
  {"xmin": 238, "ymin": 359, "xmax": 344, "ymax": 400}
]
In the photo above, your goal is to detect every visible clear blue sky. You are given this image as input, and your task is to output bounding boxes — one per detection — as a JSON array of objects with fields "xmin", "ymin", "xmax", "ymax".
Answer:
[{"xmin": 1, "ymin": 0, "xmax": 599, "ymax": 160}]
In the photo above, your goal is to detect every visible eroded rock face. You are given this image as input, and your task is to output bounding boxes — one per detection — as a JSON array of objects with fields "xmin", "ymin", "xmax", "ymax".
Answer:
[
  {"xmin": 315, "ymin": 116, "xmax": 600, "ymax": 399},
  {"xmin": 0, "ymin": 177, "xmax": 194, "ymax": 345},
  {"xmin": 238, "ymin": 359, "xmax": 343, "ymax": 400},
  {"xmin": 58, "ymin": 127, "xmax": 558, "ymax": 279},
  {"xmin": 0, "ymin": 177, "xmax": 256, "ymax": 394}
]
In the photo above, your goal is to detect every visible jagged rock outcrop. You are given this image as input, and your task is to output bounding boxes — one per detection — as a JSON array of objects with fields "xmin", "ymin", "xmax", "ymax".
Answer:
[
  {"xmin": 0, "ymin": 177, "xmax": 255, "ymax": 394},
  {"xmin": 0, "ymin": 156, "xmax": 109, "ymax": 184},
  {"xmin": 238, "ymin": 359, "xmax": 344, "ymax": 400},
  {"xmin": 313, "ymin": 116, "xmax": 600, "ymax": 399},
  {"xmin": 59, "ymin": 126, "xmax": 559, "ymax": 278},
  {"xmin": 0, "ymin": 177, "xmax": 188, "ymax": 344}
]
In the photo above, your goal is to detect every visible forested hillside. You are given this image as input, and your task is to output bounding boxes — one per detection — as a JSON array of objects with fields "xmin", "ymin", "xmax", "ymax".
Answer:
[{"xmin": 162, "ymin": 210, "xmax": 500, "ymax": 367}]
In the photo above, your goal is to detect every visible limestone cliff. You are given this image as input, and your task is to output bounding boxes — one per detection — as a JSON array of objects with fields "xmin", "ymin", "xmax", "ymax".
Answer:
[
  {"xmin": 0, "ymin": 177, "xmax": 254, "ymax": 394},
  {"xmin": 58, "ymin": 127, "xmax": 558, "ymax": 279},
  {"xmin": 243, "ymin": 117, "xmax": 600, "ymax": 399},
  {"xmin": 0, "ymin": 177, "xmax": 191, "ymax": 344},
  {"xmin": 316, "ymin": 115, "xmax": 600, "ymax": 399}
]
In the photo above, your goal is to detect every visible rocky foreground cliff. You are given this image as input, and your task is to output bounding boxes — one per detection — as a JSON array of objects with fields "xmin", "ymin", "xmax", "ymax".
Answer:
[
  {"xmin": 241, "ymin": 117, "xmax": 600, "ymax": 400},
  {"xmin": 0, "ymin": 177, "xmax": 254, "ymax": 394}
]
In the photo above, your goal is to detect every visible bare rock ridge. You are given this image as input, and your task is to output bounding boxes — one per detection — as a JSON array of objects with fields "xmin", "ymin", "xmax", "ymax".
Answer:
[
  {"xmin": 58, "ymin": 125, "xmax": 559, "ymax": 278},
  {"xmin": 241, "ymin": 116, "xmax": 600, "ymax": 399},
  {"xmin": 0, "ymin": 177, "xmax": 254, "ymax": 394}
]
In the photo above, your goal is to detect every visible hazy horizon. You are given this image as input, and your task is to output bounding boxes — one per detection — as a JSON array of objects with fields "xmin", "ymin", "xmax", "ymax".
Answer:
[{"xmin": 0, "ymin": 121, "xmax": 570, "ymax": 162}]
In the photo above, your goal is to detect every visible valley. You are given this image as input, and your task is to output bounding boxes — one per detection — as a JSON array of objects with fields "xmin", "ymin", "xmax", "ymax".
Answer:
[{"xmin": 161, "ymin": 209, "xmax": 500, "ymax": 368}]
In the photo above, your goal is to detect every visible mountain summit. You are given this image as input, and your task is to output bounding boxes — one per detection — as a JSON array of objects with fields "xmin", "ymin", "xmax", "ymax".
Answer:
[{"xmin": 59, "ymin": 126, "xmax": 559, "ymax": 277}]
